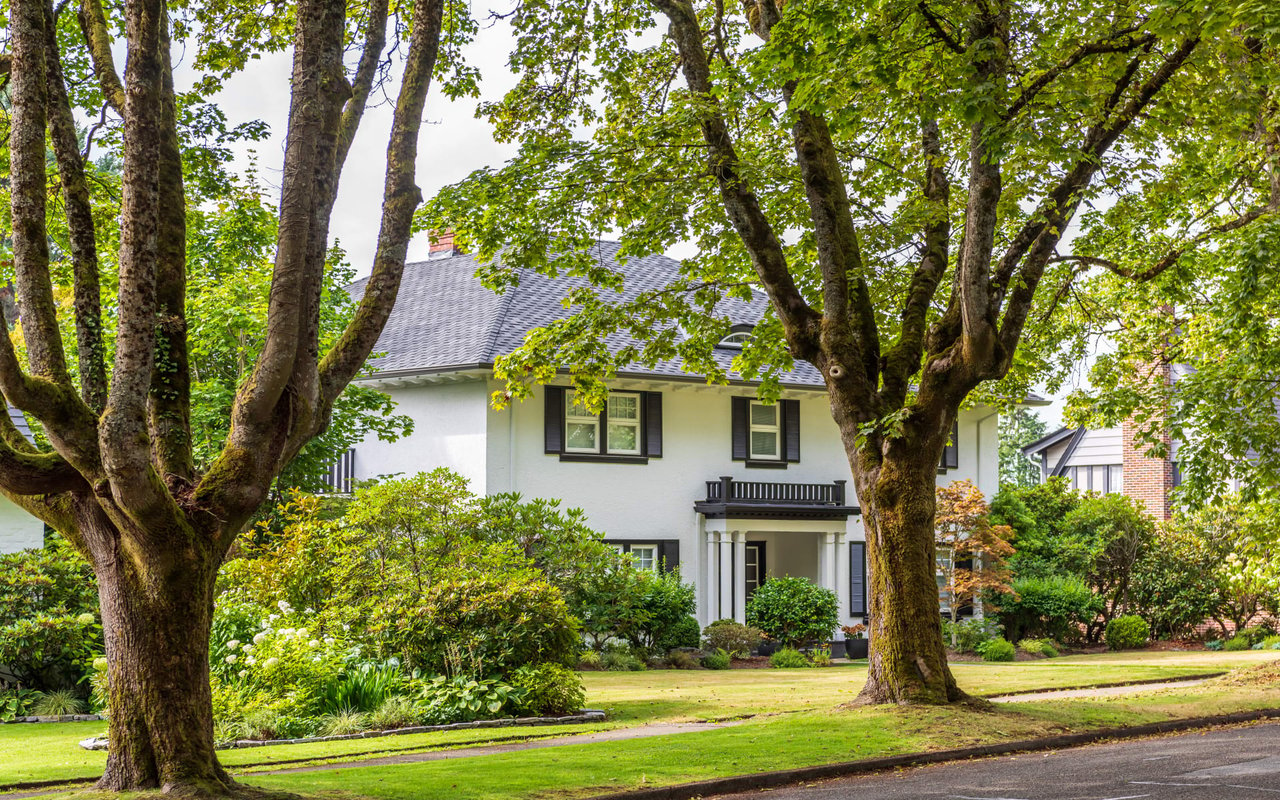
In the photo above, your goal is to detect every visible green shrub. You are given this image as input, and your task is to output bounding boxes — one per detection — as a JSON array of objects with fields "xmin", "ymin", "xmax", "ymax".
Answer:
[
  {"xmin": 509, "ymin": 663, "xmax": 585, "ymax": 716},
  {"xmin": 1017, "ymin": 638, "xmax": 1058, "ymax": 658},
  {"xmin": 1224, "ymin": 635, "xmax": 1252, "ymax": 651},
  {"xmin": 809, "ymin": 645, "xmax": 833, "ymax": 667},
  {"xmin": 979, "ymin": 637, "xmax": 1016, "ymax": 662},
  {"xmin": 625, "ymin": 570, "xmax": 698, "ymax": 653},
  {"xmin": 600, "ymin": 650, "xmax": 646, "ymax": 671},
  {"xmin": 657, "ymin": 615, "xmax": 702, "ymax": 652},
  {"xmin": 1204, "ymin": 638, "xmax": 1224, "ymax": 651},
  {"xmin": 368, "ymin": 695, "xmax": 421, "ymax": 730},
  {"xmin": 374, "ymin": 574, "xmax": 581, "ymax": 676},
  {"xmin": 769, "ymin": 647, "xmax": 811, "ymax": 669},
  {"xmin": 1258, "ymin": 635, "xmax": 1280, "ymax": 651},
  {"xmin": 0, "ymin": 537, "xmax": 101, "ymax": 693},
  {"xmin": 415, "ymin": 675, "xmax": 523, "ymax": 724},
  {"xmin": 32, "ymin": 689, "xmax": 85, "ymax": 716},
  {"xmin": 701, "ymin": 649, "xmax": 731, "ymax": 670},
  {"xmin": 320, "ymin": 662, "xmax": 405, "ymax": 714},
  {"xmin": 1104, "ymin": 615, "xmax": 1150, "ymax": 651},
  {"xmin": 747, "ymin": 577, "xmax": 839, "ymax": 648},
  {"xmin": 998, "ymin": 575, "xmax": 1102, "ymax": 643},
  {"xmin": 702, "ymin": 619, "xmax": 765, "ymax": 658},
  {"xmin": 1238, "ymin": 626, "xmax": 1272, "ymax": 647},
  {"xmin": 0, "ymin": 688, "xmax": 43, "ymax": 722},
  {"xmin": 578, "ymin": 650, "xmax": 602, "ymax": 669},
  {"xmin": 942, "ymin": 618, "xmax": 1002, "ymax": 653}
]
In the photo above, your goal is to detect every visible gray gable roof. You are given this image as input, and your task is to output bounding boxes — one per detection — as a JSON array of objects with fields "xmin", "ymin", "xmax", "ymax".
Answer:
[
  {"xmin": 6, "ymin": 407, "xmax": 34, "ymax": 444},
  {"xmin": 349, "ymin": 241, "xmax": 826, "ymax": 387}
]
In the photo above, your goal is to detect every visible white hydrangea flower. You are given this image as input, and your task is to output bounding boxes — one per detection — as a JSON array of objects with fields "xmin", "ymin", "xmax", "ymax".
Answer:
[
  {"xmin": 225, "ymin": 654, "xmax": 238, "ymax": 664},
  {"xmin": 323, "ymin": 637, "xmax": 335, "ymax": 645},
  {"xmin": 238, "ymin": 670, "xmax": 248, "ymax": 679},
  {"xmin": 245, "ymin": 656, "xmax": 256, "ymax": 665},
  {"xmin": 267, "ymin": 614, "xmax": 279, "ymax": 623},
  {"xmin": 297, "ymin": 628, "xmax": 309, "ymax": 638},
  {"xmin": 264, "ymin": 657, "xmax": 279, "ymax": 669},
  {"xmin": 304, "ymin": 607, "xmax": 315, "ymax": 615},
  {"xmin": 309, "ymin": 639, "xmax": 320, "ymax": 648},
  {"xmin": 253, "ymin": 632, "xmax": 268, "ymax": 645},
  {"xmin": 242, "ymin": 644, "xmax": 255, "ymax": 654},
  {"xmin": 226, "ymin": 640, "xmax": 240, "ymax": 650},
  {"xmin": 279, "ymin": 628, "xmax": 295, "ymax": 638},
  {"xmin": 278, "ymin": 600, "xmax": 292, "ymax": 613}
]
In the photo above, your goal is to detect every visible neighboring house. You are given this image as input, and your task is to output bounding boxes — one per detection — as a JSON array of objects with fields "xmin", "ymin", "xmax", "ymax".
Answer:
[
  {"xmin": 1022, "ymin": 420, "xmax": 1176, "ymax": 520},
  {"xmin": 346, "ymin": 237, "xmax": 1034, "ymax": 633},
  {"xmin": 0, "ymin": 407, "xmax": 46, "ymax": 553}
]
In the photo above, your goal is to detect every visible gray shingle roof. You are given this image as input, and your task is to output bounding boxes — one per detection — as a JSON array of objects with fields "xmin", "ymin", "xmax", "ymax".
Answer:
[
  {"xmin": 6, "ymin": 407, "xmax": 34, "ymax": 444},
  {"xmin": 349, "ymin": 241, "xmax": 826, "ymax": 387}
]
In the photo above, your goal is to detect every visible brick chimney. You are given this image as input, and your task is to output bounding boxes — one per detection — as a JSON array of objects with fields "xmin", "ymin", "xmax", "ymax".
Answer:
[
  {"xmin": 428, "ymin": 229, "xmax": 457, "ymax": 259},
  {"xmin": 1121, "ymin": 362, "xmax": 1174, "ymax": 520}
]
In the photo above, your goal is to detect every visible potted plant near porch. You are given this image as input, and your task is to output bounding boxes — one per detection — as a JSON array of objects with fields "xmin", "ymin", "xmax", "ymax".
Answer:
[{"xmin": 841, "ymin": 624, "xmax": 868, "ymax": 659}]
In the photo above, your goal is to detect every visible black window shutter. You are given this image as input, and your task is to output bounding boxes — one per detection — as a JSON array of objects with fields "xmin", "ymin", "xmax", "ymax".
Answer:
[
  {"xmin": 659, "ymin": 540, "xmax": 680, "ymax": 573},
  {"xmin": 544, "ymin": 386, "xmax": 565, "ymax": 454},
  {"xmin": 939, "ymin": 419, "xmax": 959, "ymax": 471},
  {"xmin": 731, "ymin": 397, "xmax": 749, "ymax": 460},
  {"xmin": 644, "ymin": 392, "xmax": 663, "ymax": 457},
  {"xmin": 783, "ymin": 399, "xmax": 801, "ymax": 462},
  {"xmin": 849, "ymin": 542, "xmax": 866, "ymax": 615}
]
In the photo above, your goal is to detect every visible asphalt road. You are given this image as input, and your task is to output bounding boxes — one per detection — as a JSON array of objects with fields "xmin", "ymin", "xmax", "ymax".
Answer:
[{"xmin": 714, "ymin": 722, "xmax": 1280, "ymax": 800}]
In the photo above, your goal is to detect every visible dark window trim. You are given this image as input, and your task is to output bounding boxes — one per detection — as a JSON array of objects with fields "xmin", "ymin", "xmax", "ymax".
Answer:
[
  {"xmin": 550, "ymin": 388, "xmax": 662, "ymax": 461},
  {"xmin": 604, "ymin": 539, "xmax": 679, "ymax": 573},
  {"xmin": 744, "ymin": 459, "xmax": 789, "ymax": 470}
]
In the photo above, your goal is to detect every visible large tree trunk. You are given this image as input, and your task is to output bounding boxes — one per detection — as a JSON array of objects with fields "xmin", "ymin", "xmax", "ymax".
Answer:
[
  {"xmin": 851, "ymin": 429, "xmax": 964, "ymax": 705},
  {"xmin": 92, "ymin": 517, "xmax": 231, "ymax": 795}
]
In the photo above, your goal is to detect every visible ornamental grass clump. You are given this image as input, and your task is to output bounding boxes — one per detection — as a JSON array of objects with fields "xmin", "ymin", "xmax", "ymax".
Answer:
[{"xmin": 768, "ymin": 647, "xmax": 811, "ymax": 669}]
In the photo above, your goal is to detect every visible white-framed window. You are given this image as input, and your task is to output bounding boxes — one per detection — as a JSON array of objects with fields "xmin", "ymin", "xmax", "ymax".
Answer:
[
  {"xmin": 566, "ymin": 391, "xmax": 643, "ymax": 455},
  {"xmin": 630, "ymin": 544, "xmax": 657, "ymax": 571},
  {"xmin": 717, "ymin": 331, "xmax": 752, "ymax": 349},
  {"xmin": 606, "ymin": 393, "xmax": 642, "ymax": 455},
  {"xmin": 749, "ymin": 401, "xmax": 780, "ymax": 460},
  {"xmin": 936, "ymin": 547, "xmax": 954, "ymax": 614},
  {"xmin": 565, "ymin": 392, "xmax": 600, "ymax": 453}
]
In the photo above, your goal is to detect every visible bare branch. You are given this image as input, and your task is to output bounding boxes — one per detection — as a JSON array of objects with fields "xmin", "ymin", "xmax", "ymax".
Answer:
[{"xmin": 43, "ymin": 0, "xmax": 107, "ymax": 414}]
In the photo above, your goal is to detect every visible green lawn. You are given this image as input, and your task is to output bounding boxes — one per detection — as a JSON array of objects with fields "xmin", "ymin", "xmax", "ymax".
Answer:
[{"xmin": 4, "ymin": 649, "xmax": 1275, "ymax": 798}]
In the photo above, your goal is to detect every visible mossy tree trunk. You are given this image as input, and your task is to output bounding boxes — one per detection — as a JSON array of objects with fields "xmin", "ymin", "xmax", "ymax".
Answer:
[
  {"xmin": 0, "ymin": 0, "xmax": 444, "ymax": 792},
  {"xmin": 648, "ymin": 0, "xmax": 1202, "ymax": 704}
]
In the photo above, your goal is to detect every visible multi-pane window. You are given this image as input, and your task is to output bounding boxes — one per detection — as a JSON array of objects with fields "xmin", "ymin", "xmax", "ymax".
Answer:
[
  {"xmin": 1063, "ymin": 465, "xmax": 1124, "ymax": 494},
  {"xmin": 749, "ymin": 402, "xmax": 780, "ymax": 460},
  {"xmin": 566, "ymin": 391, "xmax": 642, "ymax": 455},
  {"xmin": 936, "ymin": 547, "xmax": 954, "ymax": 614},
  {"xmin": 606, "ymin": 394, "xmax": 641, "ymax": 454},
  {"xmin": 565, "ymin": 393, "xmax": 600, "ymax": 453},
  {"xmin": 629, "ymin": 544, "xmax": 657, "ymax": 571}
]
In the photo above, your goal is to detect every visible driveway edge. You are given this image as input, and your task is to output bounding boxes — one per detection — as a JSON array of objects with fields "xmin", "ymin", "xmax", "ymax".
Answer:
[{"xmin": 585, "ymin": 707, "xmax": 1280, "ymax": 800}]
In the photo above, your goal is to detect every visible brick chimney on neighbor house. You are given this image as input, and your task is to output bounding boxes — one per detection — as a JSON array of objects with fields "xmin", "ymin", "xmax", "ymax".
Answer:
[
  {"xmin": 428, "ymin": 229, "xmax": 457, "ymax": 259},
  {"xmin": 1121, "ymin": 361, "xmax": 1175, "ymax": 521}
]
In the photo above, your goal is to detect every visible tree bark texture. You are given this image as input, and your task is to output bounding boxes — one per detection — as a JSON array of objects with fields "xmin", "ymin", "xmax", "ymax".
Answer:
[
  {"xmin": 0, "ymin": 0, "xmax": 445, "ymax": 792},
  {"xmin": 647, "ymin": 0, "xmax": 1206, "ymax": 703}
]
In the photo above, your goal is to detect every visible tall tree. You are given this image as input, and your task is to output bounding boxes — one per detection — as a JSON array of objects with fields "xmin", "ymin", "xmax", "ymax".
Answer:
[
  {"xmin": 0, "ymin": 0, "xmax": 445, "ymax": 791},
  {"xmin": 999, "ymin": 408, "xmax": 1047, "ymax": 488},
  {"xmin": 430, "ymin": 0, "xmax": 1280, "ymax": 703}
]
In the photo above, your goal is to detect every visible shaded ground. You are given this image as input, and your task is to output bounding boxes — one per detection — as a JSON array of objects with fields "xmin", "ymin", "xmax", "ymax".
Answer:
[{"xmin": 712, "ymin": 720, "xmax": 1280, "ymax": 800}]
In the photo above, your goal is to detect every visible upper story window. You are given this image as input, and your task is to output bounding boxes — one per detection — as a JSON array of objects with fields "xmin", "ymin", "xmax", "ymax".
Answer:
[
  {"xmin": 1063, "ymin": 464, "xmax": 1123, "ymax": 494},
  {"xmin": 749, "ymin": 402, "xmax": 780, "ymax": 460},
  {"xmin": 717, "ymin": 331, "xmax": 752, "ymax": 349},
  {"xmin": 731, "ymin": 397, "xmax": 800, "ymax": 467},
  {"xmin": 545, "ymin": 387, "xmax": 662, "ymax": 463}
]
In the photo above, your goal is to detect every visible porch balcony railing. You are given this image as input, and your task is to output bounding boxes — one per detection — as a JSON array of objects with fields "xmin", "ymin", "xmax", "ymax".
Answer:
[{"xmin": 704, "ymin": 476, "xmax": 847, "ymax": 507}]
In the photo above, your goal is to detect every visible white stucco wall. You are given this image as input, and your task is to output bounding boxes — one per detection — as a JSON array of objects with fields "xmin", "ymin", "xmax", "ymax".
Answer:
[
  {"xmin": 352, "ymin": 379, "xmax": 490, "ymax": 493},
  {"xmin": 0, "ymin": 496, "xmax": 42, "ymax": 553}
]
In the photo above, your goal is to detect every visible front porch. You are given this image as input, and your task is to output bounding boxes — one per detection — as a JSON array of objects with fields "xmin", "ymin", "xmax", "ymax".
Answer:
[{"xmin": 694, "ymin": 477, "xmax": 862, "ymax": 628}]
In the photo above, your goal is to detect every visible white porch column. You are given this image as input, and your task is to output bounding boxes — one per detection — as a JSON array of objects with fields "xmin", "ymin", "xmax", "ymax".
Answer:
[
  {"xmin": 835, "ymin": 531, "xmax": 850, "ymax": 625},
  {"xmin": 704, "ymin": 529, "xmax": 719, "ymax": 624},
  {"xmin": 719, "ymin": 531, "xmax": 734, "ymax": 623},
  {"xmin": 822, "ymin": 532, "xmax": 838, "ymax": 594},
  {"xmin": 732, "ymin": 531, "xmax": 748, "ymax": 624}
]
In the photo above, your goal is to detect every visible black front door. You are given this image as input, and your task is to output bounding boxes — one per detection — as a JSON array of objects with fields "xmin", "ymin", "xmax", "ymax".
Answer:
[{"xmin": 745, "ymin": 541, "xmax": 767, "ymax": 602}]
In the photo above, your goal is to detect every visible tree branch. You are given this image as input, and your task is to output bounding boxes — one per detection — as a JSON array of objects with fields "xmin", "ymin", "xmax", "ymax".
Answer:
[
  {"xmin": 43, "ymin": 0, "xmax": 108, "ymax": 415},
  {"xmin": 916, "ymin": 3, "xmax": 965, "ymax": 54},
  {"xmin": 649, "ymin": 0, "xmax": 821, "ymax": 358},
  {"xmin": 1002, "ymin": 27, "xmax": 1153, "ymax": 121},
  {"xmin": 77, "ymin": 0, "xmax": 125, "ymax": 113},
  {"xmin": 335, "ymin": 0, "xmax": 390, "ymax": 173}
]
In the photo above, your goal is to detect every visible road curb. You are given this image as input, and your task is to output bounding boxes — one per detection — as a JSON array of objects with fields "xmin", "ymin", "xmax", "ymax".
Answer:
[{"xmin": 584, "ymin": 707, "xmax": 1280, "ymax": 800}]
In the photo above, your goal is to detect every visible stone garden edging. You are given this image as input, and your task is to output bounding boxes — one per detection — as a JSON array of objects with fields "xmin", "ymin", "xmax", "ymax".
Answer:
[
  {"xmin": 78, "ymin": 709, "xmax": 607, "ymax": 751},
  {"xmin": 4, "ymin": 714, "xmax": 103, "ymax": 724}
]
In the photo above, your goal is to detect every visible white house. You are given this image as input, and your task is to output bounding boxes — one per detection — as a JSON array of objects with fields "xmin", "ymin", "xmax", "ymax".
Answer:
[
  {"xmin": 347, "ymin": 238, "xmax": 1023, "ymax": 632},
  {"xmin": 0, "ymin": 407, "xmax": 46, "ymax": 553}
]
